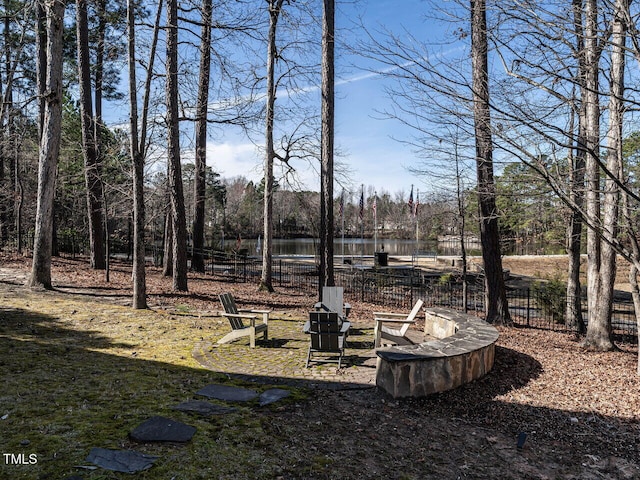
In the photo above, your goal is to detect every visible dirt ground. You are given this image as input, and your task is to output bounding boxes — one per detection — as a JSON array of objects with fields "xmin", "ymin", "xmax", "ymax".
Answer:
[{"xmin": 2, "ymin": 253, "xmax": 639, "ymax": 479}]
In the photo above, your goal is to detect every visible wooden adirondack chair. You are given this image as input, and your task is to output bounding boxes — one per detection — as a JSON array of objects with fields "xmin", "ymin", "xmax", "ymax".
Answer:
[
  {"xmin": 217, "ymin": 293, "xmax": 270, "ymax": 348},
  {"xmin": 373, "ymin": 299, "xmax": 424, "ymax": 348},
  {"xmin": 314, "ymin": 286, "xmax": 351, "ymax": 320},
  {"xmin": 305, "ymin": 311, "xmax": 350, "ymax": 368}
]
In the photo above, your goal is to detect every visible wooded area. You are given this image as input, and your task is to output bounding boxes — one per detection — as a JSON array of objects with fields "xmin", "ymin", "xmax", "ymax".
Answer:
[{"xmin": 3, "ymin": 0, "xmax": 640, "ymax": 368}]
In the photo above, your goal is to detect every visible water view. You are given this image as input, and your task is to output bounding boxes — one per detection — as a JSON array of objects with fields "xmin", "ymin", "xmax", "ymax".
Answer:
[
  {"xmin": 237, "ymin": 238, "xmax": 481, "ymax": 257},
  {"xmin": 235, "ymin": 238, "xmax": 564, "ymax": 257}
]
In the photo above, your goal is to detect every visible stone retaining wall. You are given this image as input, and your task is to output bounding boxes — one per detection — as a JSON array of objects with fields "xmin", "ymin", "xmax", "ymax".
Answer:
[{"xmin": 375, "ymin": 307, "xmax": 499, "ymax": 398}]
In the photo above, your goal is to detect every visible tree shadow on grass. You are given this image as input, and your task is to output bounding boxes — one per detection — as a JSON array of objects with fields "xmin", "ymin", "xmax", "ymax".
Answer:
[
  {"xmin": 0, "ymin": 306, "xmax": 134, "ymax": 350},
  {"xmin": 0, "ymin": 307, "xmax": 280, "ymax": 478}
]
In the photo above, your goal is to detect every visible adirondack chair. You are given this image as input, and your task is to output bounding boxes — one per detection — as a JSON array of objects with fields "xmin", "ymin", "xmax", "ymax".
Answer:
[
  {"xmin": 373, "ymin": 299, "xmax": 424, "ymax": 348},
  {"xmin": 217, "ymin": 293, "xmax": 270, "ymax": 348},
  {"xmin": 314, "ymin": 286, "xmax": 351, "ymax": 320},
  {"xmin": 305, "ymin": 311, "xmax": 350, "ymax": 368}
]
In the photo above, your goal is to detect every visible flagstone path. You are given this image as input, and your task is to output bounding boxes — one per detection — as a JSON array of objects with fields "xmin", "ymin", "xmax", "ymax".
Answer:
[{"xmin": 82, "ymin": 383, "xmax": 295, "ymax": 475}]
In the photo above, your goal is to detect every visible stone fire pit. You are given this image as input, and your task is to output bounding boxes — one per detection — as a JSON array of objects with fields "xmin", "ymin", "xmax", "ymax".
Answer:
[{"xmin": 375, "ymin": 307, "xmax": 499, "ymax": 398}]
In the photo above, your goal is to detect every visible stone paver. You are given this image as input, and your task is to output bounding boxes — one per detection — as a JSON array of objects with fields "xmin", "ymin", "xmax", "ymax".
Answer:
[
  {"xmin": 196, "ymin": 384, "xmax": 259, "ymax": 402},
  {"xmin": 129, "ymin": 416, "xmax": 197, "ymax": 443},
  {"xmin": 85, "ymin": 447, "xmax": 158, "ymax": 473},
  {"xmin": 172, "ymin": 400, "xmax": 237, "ymax": 416},
  {"xmin": 258, "ymin": 388, "xmax": 291, "ymax": 406}
]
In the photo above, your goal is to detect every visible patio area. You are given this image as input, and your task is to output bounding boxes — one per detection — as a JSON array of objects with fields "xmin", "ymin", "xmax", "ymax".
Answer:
[{"xmin": 192, "ymin": 316, "xmax": 378, "ymax": 389}]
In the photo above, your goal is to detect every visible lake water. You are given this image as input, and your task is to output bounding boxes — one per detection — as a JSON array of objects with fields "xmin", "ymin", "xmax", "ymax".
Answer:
[
  {"xmin": 236, "ymin": 238, "xmax": 481, "ymax": 257},
  {"xmin": 234, "ymin": 237, "xmax": 564, "ymax": 257}
]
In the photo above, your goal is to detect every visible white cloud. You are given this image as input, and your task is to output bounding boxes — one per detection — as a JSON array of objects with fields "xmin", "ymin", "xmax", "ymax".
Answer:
[
  {"xmin": 206, "ymin": 142, "xmax": 262, "ymax": 180},
  {"xmin": 206, "ymin": 141, "xmax": 322, "ymax": 191}
]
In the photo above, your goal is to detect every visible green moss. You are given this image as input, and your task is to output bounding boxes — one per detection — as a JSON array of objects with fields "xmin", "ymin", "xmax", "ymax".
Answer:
[{"xmin": 0, "ymin": 290, "xmax": 305, "ymax": 479}]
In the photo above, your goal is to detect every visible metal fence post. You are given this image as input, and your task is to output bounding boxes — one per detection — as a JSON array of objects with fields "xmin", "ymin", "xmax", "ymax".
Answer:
[
  {"xmin": 410, "ymin": 281, "xmax": 414, "ymax": 309},
  {"xmin": 526, "ymin": 288, "xmax": 531, "ymax": 327}
]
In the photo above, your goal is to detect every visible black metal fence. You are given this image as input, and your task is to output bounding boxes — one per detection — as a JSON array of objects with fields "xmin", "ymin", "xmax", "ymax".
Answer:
[
  {"xmin": 46, "ymin": 239, "xmax": 637, "ymax": 342},
  {"xmin": 199, "ymin": 252, "xmax": 637, "ymax": 342}
]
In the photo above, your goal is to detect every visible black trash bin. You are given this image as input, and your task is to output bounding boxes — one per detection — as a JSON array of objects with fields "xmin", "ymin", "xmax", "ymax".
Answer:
[{"xmin": 375, "ymin": 252, "xmax": 388, "ymax": 267}]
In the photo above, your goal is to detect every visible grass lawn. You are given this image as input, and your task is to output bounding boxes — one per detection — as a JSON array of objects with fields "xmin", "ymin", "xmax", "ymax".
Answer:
[{"xmin": 0, "ymin": 289, "xmax": 309, "ymax": 479}]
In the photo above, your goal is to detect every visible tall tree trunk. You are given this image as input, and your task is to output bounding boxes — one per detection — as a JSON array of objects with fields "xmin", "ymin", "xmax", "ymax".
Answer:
[
  {"xmin": 582, "ymin": 0, "xmax": 616, "ymax": 350},
  {"xmin": 14, "ymin": 136, "xmax": 22, "ymax": 254},
  {"xmin": 128, "ymin": 0, "xmax": 145, "ymax": 308},
  {"xmin": 454, "ymin": 139, "xmax": 468, "ymax": 313},
  {"xmin": 76, "ymin": 0, "xmax": 106, "ymax": 270},
  {"xmin": 583, "ymin": 0, "xmax": 601, "ymax": 343},
  {"xmin": 166, "ymin": 0, "xmax": 188, "ymax": 291},
  {"xmin": 162, "ymin": 209, "xmax": 173, "ymax": 276},
  {"xmin": 192, "ymin": 0, "xmax": 212, "ymax": 274},
  {"xmin": 470, "ymin": 0, "xmax": 510, "ymax": 324},
  {"xmin": 622, "ymin": 178, "xmax": 640, "ymax": 373},
  {"xmin": 566, "ymin": 132, "xmax": 586, "ymax": 333},
  {"xmin": 260, "ymin": 0, "xmax": 284, "ymax": 293},
  {"xmin": 629, "ymin": 264, "xmax": 640, "ymax": 374},
  {"xmin": 586, "ymin": 0, "xmax": 626, "ymax": 351},
  {"xmin": 565, "ymin": 0, "xmax": 587, "ymax": 333},
  {"xmin": 35, "ymin": 0, "xmax": 46, "ymax": 139},
  {"xmin": 319, "ymin": 0, "xmax": 335, "ymax": 297},
  {"xmin": 94, "ymin": 0, "xmax": 105, "ymax": 126},
  {"xmin": 29, "ymin": 0, "xmax": 66, "ymax": 289},
  {"xmin": 1, "ymin": 2, "xmax": 13, "ymax": 246}
]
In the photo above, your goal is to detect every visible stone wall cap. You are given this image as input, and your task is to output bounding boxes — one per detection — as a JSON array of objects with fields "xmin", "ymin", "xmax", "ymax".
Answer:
[{"xmin": 376, "ymin": 309, "xmax": 499, "ymax": 363}]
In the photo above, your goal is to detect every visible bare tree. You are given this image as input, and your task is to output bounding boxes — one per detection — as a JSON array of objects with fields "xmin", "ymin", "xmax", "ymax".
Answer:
[
  {"xmin": 565, "ymin": 0, "xmax": 587, "ymax": 333},
  {"xmin": 471, "ymin": 0, "xmax": 510, "ymax": 324},
  {"xmin": 486, "ymin": 0, "xmax": 639, "ymax": 351},
  {"xmin": 581, "ymin": 0, "xmax": 627, "ymax": 351},
  {"xmin": 259, "ymin": 0, "xmax": 285, "ymax": 292},
  {"xmin": 318, "ymin": 0, "xmax": 335, "ymax": 293},
  {"xmin": 29, "ymin": 0, "xmax": 66, "ymax": 289},
  {"xmin": 581, "ymin": 0, "xmax": 612, "ymax": 350},
  {"xmin": 357, "ymin": 1, "xmax": 511, "ymax": 322},
  {"xmin": 166, "ymin": 0, "xmax": 188, "ymax": 291},
  {"xmin": 191, "ymin": 0, "xmax": 212, "ymax": 274},
  {"xmin": 127, "ymin": 0, "xmax": 163, "ymax": 308},
  {"xmin": 0, "ymin": 0, "xmax": 31, "ymax": 251},
  {"xmin": 76, "ymin": 0, "xmax": 106, "ymax": 270},
  {"xmin": 254, "ymin": 0, "xmax": 321, "ymax": 291}
]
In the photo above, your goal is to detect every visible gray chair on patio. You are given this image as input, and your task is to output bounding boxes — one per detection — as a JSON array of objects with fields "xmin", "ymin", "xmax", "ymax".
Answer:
[
  {"xmin": 217, "ymin": 293, "xmax": 270, "ymax": 348},
  {"xmin": 305, "ymin": 311, "xmax": 350, "ymax": 368},
  {"xmin": 373, "ymin": 299, "xmax": 424, "ymax": 348},
  {"xmin": 314, "ymin": 286, "xmax": 351, "ymax": 320}
]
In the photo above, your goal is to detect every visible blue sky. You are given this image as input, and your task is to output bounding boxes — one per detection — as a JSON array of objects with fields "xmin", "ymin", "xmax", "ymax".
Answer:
[
  {"xmin": 106, "ymin": 0, "xmax": 450, "ymax": 201},
  {"xmin": 210, "ymin": 0, "xmax": 441, "ymax": 198}
]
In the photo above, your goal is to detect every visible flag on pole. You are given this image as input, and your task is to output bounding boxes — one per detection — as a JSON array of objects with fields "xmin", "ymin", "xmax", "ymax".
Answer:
[
  {"xmin": 372, "ymin": 193, "xmax": 377, "ymax": 217},
  {"xmin": 414, "ymin": 190, "xmax": 419, "ymax": 217},
  {"xmin": 339, "ymin": 190, "xmax": 344, "ymax": 219},
  {"xmin": 359, "ymin": 187, "xmax": 364, "ymax": 220},
  {"xmin": 408, "ymin": 185, "xmax": 414, "ymax": 213}
]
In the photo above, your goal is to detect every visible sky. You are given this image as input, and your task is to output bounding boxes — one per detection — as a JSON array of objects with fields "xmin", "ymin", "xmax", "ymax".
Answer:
[
  {"xmin": 106, "ymin": 0, "xmax": 451, "ymax": 201},
  {"xmin": 208, "ymin": 0, "xmax": 433, "ymax": 199}
]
